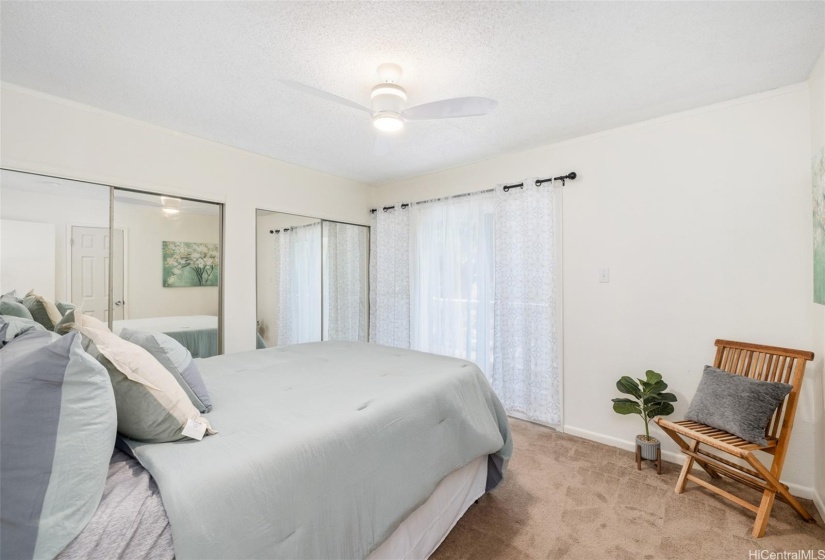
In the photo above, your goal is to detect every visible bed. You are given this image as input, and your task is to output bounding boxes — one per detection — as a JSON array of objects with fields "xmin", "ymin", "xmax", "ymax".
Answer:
[
  {"xmin": 59, "ymin": 341, "xmax": 512, "ymax": 559},
  {"xmin": 113, "ymin": 315, "xmax": 267, "ymax": 358}
]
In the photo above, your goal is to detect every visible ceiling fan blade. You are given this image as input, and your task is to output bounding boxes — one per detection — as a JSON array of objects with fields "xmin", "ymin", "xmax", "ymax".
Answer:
[
  {"xmin": 372, "ymin": 133, "xmax": 394, "ymax": 156},
  {"xmin": 401, "ymin": 97, "xmax": 497, "ymax": 120},
  {"xmin": 280, "ymin": 80, "xmax": 372, "ymax": 114}
]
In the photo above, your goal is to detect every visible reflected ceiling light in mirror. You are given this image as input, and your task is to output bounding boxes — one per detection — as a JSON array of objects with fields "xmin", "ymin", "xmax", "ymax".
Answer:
[{"xmin": 160, "ymin": 196, "xmax": 181, "ymax": 215}]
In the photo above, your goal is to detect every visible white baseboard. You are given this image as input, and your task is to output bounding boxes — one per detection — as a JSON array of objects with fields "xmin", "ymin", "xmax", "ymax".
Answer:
[
  {"xmin": 562, "ymin": 424, "xmax": 815, "ymax": 501},
  {"xmin": 814, "ymin": 490, "xmax": 825, "ymax": 521}
]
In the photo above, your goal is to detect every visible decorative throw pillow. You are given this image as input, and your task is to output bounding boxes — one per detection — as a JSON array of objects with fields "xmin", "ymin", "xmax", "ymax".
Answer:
[
  {"xmin": 0, "ymin": 330, "xmax": 117, "ymax": 560},
  {"xmin": 120, "ymin": 328, "xmax": 213, "ymax": 413},
  {"xmin": 68, "ymin": 312, "xmax": 215, "ymax": 443},
  {"xmin": 55, "ymin": 301, "xmax": 76, "ymax": 316},
  {"xmin": 684, "ymin": 365, "xmax": 792, "ymax": 446},
  {"xmin": 54, "ymin": 308, "xmax": 77, "ymax": 335},
  {"xmin": 0, "ymin": 294, "xmax": 34, "ymax": 320},
  {"xmin": 2, "ymin": 289, "xmax": 21, "ymax": 301},
  {"xmin": 22, "ymin": 290, "xmax": 63, "ymax": 330}
]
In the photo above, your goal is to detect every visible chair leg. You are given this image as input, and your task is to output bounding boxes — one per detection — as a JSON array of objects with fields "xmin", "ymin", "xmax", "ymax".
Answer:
[
  {"xmin": 744, "ymin": 453, "xmax": 815, "ymax": 523},
  {"xmin": 752, "ymin": 490, "xmax": 776, "ymax": 538},
  {"xmin": 675, "ymin": 454, "xmax": 694, "ymax": 494}
]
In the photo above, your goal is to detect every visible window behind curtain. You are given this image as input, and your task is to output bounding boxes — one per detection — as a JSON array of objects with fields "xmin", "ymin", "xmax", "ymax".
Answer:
[{"xmin": 410, "ymin": 192, "xmax": 495, "ymax": 374}]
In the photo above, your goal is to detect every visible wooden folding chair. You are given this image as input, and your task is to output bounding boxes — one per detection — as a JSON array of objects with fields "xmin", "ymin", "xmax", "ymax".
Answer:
[{"xmin": 655, "ymin": 339, "xmax": 815, "ymax": 537}]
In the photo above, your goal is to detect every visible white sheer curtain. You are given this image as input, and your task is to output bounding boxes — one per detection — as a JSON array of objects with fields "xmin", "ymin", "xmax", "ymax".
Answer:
[
  {"xmin": 277, "ymin": 222, "xmax": 322, "ymax": 345},
  {"xmin": 369, "ymin": 180, "xmax": 561, "ymax": 426},
  {"xmin": 410, "ymin": 192, "xmax": 495, "ymax": 373},
  {"xmin": 492, "ymin": 179, "xmax": 560, "ymax": 425},
  {"xmin": 324, "ymin": 222, "xmax": 368, "ymax": 341},
  {"xmin": 369, "ymin": 207, "xmax": 410, "ymax": 347}
]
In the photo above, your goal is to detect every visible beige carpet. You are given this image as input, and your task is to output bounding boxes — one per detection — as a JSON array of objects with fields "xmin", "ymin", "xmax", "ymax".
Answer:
[{"xmin": 432, "ymin": 419, "xmax": 824, "ymax": 560}]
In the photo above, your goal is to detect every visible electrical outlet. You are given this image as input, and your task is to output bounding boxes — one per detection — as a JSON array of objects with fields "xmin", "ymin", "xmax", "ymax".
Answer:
[{"xmin": 599, "ymin": 268, "xmax": 610, "ymax": 283}]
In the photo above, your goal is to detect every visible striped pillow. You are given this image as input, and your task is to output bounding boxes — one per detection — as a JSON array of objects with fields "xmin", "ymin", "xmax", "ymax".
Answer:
[
  {"xmin": 68, "ymin": 312, "xmax": 215, "ymax": 443},
  {"xmin": 0, "ymin": 330, "xmax": 117, "ymax": 559}
]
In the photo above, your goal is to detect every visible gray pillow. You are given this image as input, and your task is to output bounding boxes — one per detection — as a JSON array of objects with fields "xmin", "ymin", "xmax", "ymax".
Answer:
[
  {"xmin": 685, "ymin": 365, "xmax": 792, "ymax": 446},
  {"xmin": 0, "ymin": 330, "xmax": 117, "ymax": 559},
  {"xmin": 120, "ymin": 328, "xmax": 212, "ymax": 413},
  {"xmin": 0, "ymin": 296, "xmax": 34, "ymax": 320},
  {"xmin": 22, "ymin": 290, "xmax": 63, "ymax": 330},
  {"xmin": 53, "ymin": 308, "xmax": 77, "ymax": 335},
  {"xmin": 56, "ymin": 301, "xmax": 76, "ymax": 316},
  {"xmin": 0, "ymin": 315, "xmax": 48, "ymax": 347},
  {"xmin": 68, "ymin": 312, "xmax": 214, "ymax": 443},
  {"xmin": 2, "ymin": 289, "xmax": 22, "ymax": 302}
]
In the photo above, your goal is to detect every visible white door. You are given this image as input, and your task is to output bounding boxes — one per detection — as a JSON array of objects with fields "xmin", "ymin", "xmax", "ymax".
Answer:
[{"xmin": 71, "ymin": 227, "xmax": 124, "ymax": 321}]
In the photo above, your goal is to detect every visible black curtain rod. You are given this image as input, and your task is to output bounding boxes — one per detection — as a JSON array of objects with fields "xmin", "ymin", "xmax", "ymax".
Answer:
[
  {"xmin": 502, "ymin": 171, "xmax": 577, "ymax": 192},
  {"xmin": 370, "ymin": 171, "xmax": 577, "ymax": 213},
  {"xmin": 269, "ymin": 228, "xmax": 290, "ymax": 234}
]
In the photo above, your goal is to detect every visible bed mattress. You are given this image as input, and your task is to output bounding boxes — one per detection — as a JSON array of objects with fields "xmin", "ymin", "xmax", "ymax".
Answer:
[{"xmin": 58, "ymin": 451, "xmax": 487, "ymax": 560}]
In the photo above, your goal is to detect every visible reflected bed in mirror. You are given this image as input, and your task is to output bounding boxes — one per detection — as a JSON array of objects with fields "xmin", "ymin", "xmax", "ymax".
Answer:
[{"xmin": 256, "ymin": 210, "xmax": 369, "ymax": 348}]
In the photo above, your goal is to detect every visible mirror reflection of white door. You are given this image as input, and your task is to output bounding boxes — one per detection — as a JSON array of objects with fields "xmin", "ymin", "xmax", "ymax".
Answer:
[{"xmin": 71, "ymin": 227, "xmax": 124, "ymax": 321}]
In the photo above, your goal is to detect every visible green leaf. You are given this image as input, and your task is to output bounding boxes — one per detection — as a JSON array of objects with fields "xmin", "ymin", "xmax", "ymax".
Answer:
[
  {"xmin": 613, "ymin": 401, "xmax": 642, "ymax": 415},
  {"xmin": 644, "ymin": 380, "xmax": 668, "ymax": 395},
  {"xmin": 616, "ymin": 376, "xmax": 641, "ymax": 398},
  {"xmin": 647, "ymin": 402, "xmax": 675, "ymax": 418},
  {"xmin": 649, "ymin": 392, "xmax": 677, "ymax": 403},
  {"xmin": 645, "ymin": 370, "xmax": 663, "ymax": 383}
]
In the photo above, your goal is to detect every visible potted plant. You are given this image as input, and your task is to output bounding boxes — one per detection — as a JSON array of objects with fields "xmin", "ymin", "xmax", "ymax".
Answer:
[{"xmin": 612, "ymin": 370, "xmax": 677, "ymax": 461}]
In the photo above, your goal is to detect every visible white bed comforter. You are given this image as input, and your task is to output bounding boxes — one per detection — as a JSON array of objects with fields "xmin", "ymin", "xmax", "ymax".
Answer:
[{"xmin": 122, "ymin": 341, "xmax": 512, "ymax": 560}]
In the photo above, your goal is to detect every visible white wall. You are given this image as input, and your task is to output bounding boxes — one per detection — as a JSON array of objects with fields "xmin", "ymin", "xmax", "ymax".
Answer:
[
  {"xmin": 116, "ymin": 203, "xmax": 220, "ymax": 319},
  {"xmin": 809, "ymin": 50, "xmax": 825, "ymax": 516},
  {"xmin": 0, "ymin": 219, "xmax": 56, "ymax": 300},
  {"xmin": 0, "ymin": 83, "xmax": 373, "ymax": 352},
  {"xmin": 373, "ymin": 84, "xmax": 818, "ymax": 494}
]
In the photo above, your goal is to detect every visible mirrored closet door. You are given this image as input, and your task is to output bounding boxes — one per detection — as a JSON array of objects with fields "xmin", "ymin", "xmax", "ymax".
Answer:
[
  {"xmin": 0, "ymin": 169, "xmax": 224, "ymax": 356},
  {"xmin": 1, "ymin": 169, "xmax": 111, "ymax": 319},
  {"xmin": 112, "ymin": 189, "xmax": 223, "ymax": 357},
  {"xmin": 256, "ymin": 210, "xmax": 368, "ymax": 348}
]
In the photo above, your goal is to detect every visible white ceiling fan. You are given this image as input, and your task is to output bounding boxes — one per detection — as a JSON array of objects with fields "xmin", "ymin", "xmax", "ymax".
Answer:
[{"xmin": 281, "ymin": 63, "xmax": 497, "ymax": 155}]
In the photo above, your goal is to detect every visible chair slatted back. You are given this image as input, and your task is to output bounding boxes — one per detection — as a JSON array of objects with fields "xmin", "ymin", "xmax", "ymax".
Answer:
[{"xmin": 713, "ymin": 339, "xmax": 813, "ymax": 444}]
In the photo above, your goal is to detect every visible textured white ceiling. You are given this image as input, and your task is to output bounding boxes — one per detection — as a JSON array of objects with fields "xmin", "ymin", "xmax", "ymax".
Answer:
[{"xmin": 1, "ymin": 1, "xmax": 823, "ymax": 185}]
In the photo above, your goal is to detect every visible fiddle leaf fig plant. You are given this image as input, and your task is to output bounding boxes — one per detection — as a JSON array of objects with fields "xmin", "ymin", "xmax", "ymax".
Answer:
[{"xmin": 612, "ymin": 370, "xmax": 677, "ymax": 441}]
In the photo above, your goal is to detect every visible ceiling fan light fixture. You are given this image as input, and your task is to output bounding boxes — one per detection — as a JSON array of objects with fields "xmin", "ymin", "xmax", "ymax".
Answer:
[
  {"xmin": 376, "ymin": 62, "xmax": 403, "ymax": 83},
  {"xmin": 370, "ymin": 83, "xmax": 407, "ymax": 102},
  {"xmin": 373, "ymin": 112, "xmax": 404, "ymax": 132}
]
